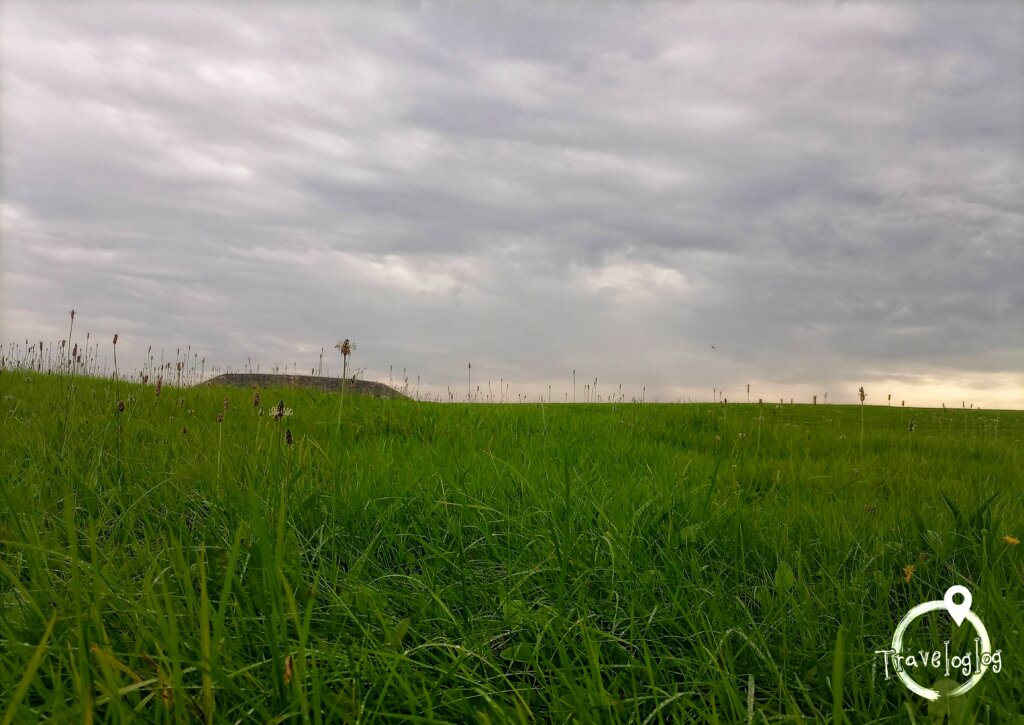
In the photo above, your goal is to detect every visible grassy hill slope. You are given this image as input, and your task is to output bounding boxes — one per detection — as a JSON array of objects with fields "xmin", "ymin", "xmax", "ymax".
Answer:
[{"xmin": 1, "ymin": 371, "xmax": 1021, "ymax": 721}]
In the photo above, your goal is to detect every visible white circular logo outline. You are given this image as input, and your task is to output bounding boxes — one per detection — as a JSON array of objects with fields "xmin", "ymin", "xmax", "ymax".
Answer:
[{"xmin": 890, "ymin": 585, "xmax": 992, "ymax": 701}]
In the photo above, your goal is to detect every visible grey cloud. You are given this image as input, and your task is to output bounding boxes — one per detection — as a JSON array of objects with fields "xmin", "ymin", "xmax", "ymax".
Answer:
[{"xmin": 2, "ymin": 1, "xmax": 1022, "ymax": 406}]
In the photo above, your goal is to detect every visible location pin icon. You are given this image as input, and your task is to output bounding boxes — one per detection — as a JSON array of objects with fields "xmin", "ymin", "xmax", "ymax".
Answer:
[{"xmin": 944, "ymin": 585, "xmax": 973, "ymax": 626}]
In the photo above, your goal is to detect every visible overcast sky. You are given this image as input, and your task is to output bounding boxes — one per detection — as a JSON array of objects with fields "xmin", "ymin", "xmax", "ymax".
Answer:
[{"xmin": 2, "ymin": 2, "xmax": 1022, "ymax": 406}]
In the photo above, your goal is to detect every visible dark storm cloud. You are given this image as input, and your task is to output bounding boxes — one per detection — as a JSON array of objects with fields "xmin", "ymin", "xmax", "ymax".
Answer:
[{"xmin": 2, "ymin": 1, "xmax": 1022, "ymax": 406}]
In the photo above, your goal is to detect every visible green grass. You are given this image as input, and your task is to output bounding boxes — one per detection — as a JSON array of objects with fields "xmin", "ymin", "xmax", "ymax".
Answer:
[{"xmin": 1, "ymin": 371, "xmax": 1022, "ymax": 722}]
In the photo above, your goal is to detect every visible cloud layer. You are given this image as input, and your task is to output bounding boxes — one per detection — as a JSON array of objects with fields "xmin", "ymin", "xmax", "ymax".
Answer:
[{"xmin": 3, "ymin": 1, "xmax": 1022, "ymax": 406}]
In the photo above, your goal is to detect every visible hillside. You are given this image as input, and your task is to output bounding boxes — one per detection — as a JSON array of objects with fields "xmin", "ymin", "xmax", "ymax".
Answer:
[{"xmin": 201, "ymin": 372, "xmax": 408, "ymax": 398}]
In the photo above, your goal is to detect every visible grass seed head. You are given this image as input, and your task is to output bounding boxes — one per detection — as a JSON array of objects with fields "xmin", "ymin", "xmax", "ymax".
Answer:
[{"xmin": 858, "ymin": 386, "xmax": 866, "ymax": 403}]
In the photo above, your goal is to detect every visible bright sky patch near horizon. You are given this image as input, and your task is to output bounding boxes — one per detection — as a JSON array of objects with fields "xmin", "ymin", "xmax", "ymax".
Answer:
[{"xmin": 2, "ymin": 1, "xmax": 1022, "ymax": 407}]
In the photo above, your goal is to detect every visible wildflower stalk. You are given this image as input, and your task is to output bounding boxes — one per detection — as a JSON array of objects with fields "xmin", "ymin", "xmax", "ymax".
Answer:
[
  {"xmin": 114, "ymin": 398, "xmax": 125, "ymax": 483},
  {"xmin": 336, "ymin": 340, "xmax": 354, "ymax": 432},
  {"xmin": 858, "ymin": 386, "xmax": 866, "ymax": 460},
  {"xmin": 59, "ymin": 309, "xmax": 77, "ymax": 457},
  {"xmin": 64, "ymin": 309, "xmax": 75, "ymax": 376},
  {"xmin": 217, "ymin": 412, "xmax": 224, "ymax": 478},
  {"xmin": 112, "ymin": 333, "xmax": 120, "ymax": 395},
  {"xmin": 756, "ymin": 403, "xmax": 763, "ymax": 459}
]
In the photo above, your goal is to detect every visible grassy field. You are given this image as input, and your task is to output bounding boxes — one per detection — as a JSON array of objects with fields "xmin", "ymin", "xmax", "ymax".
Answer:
[{"xmin": 1, "ymin": 370, "xmax": 1021, "ymax": 723}]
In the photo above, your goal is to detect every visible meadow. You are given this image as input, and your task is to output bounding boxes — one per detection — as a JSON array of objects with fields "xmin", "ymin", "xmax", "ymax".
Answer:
[{"xmin": 0, "ymin": 369, "xmax": 1021, "ymax": 723}]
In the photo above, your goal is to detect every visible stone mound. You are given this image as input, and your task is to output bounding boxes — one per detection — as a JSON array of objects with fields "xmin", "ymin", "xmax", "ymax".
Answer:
[{"xmin": 202, "ymin": 373, "xmax": 408, "ymax": 399}]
